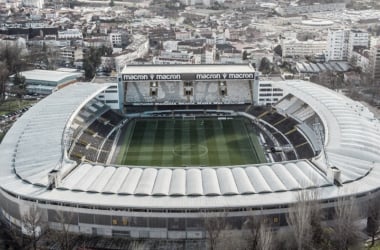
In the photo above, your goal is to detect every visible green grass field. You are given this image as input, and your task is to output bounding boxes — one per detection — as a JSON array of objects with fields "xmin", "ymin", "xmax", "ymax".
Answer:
[{"xmin": 114, "ymin": 117, "xmax": 266, "ymax": 167}]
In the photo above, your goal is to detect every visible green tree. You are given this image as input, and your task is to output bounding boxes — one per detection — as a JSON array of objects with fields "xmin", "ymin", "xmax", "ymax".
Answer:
[
  {"xmin": 0, "ymin": 61, "xmax": 9, "ymax": 101},
  {"xmin": 83, "ymin": 48, "xmax": 101, "ymax": 80},
  {"xmin": 259, "ymin": 57, "xmax": 272, "ymax": 74},
  {"xmin": 12, "ymin": 72, "xmax": 26, "ymax": 98},
  {"xmin": 273, "ymin": 45, "xmax": 282, "ymax": 57},
  {"xmin": 242, "ymin": 50, "xmax": 248, "ymax": 60}
]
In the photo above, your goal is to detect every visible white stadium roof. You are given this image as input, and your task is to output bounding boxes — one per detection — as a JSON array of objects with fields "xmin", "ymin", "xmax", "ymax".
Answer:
[
  {"xmin": 0, "ymin": 83, "xmax": 110, "ymax": 186},
  {"xmin": 122, "ymin": 64, "xmax": 255, "ymax": 75},
  {"xmin": 1, "ymin": 80, "xmax": 380, "ymax": 209},
  {"xmin": 14, "ymin": 69, "xmax": 82, "ymax": 83}
]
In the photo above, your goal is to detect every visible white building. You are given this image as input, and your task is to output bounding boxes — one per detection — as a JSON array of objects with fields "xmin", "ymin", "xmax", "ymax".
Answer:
[
  {"xmin": 348, "ymin": 30, "xmax": 369, "ymax": 59},
  {"xmin": 369, "ymin": 37, "xmax": 380, "ymax": 84},
  {"xmin": 109, "ymin": 33, "xmax": 122, "ymax": 48},
  {"xmin": 275, "ymin": 2, "xmax": 345, "ymax": 16},
  {"xmin": 326, "ymin": 29, "xmax": 369, "ymax": 61},
  {"xmin": 175, "ymin": 31, "xmax": 192, "ymax": 41},
  {"xmin": 254, "ymin": 80, "xmax": 284, "ymax": 106},
  {"xmin": 22, "ymin": 0, "xmax": 43, "ymax": 8},
  {"xmin": 58, "ymin": 47, "xmax": 83, "ymax": 66},
  {"xmin": 282, "ymin": 39, "xmax": 327, "ymax": 59},
  {"xmin": 326, "ymin": 29, "xmax": 350, "ymax": 61},
  {"xmin": 180, "ymin": 0, "xmax": 222, "ymax": 6},
  {"xmin": 97, "ymin": 82, "xmax": 123, "ymax": 110},
  {"xmin": 204, "ymin": 48, "xmax": 215, "ymax": 64},
  {"xmin": 153, "ymin": 51, "xmax": 195, "ymax": 64},
  {"xmin": 58, "ymin": 29, "xmax": 83, "ymax": 40}
]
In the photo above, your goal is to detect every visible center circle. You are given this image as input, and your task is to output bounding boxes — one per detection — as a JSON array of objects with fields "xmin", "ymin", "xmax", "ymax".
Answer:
[{"xmin": 172, "ymin": 144, "xmax": 208, "ymax": 158}]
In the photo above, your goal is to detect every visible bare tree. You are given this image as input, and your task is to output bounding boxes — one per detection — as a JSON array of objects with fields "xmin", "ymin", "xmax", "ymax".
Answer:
[
  {"xmin": 367, "ymin": 194, "xmax": 380, "ymax": 247},
  {"xmin": 331, "ymin": 196, "xmax": 361, "ymax": 250},
  {"xmin": 286, "ymin": 191, "xmax": 314, "ymax": 250},
  {"xmin": 203, "ymin": 212, "xmax": 228, "ymax": 250},
  {"xmin": 243, "ymin": 216, "xmax": 273, "ymax": 250},
  {"xmin": 49, "ymin": 210, "xmax": 78, "ymax": 250},
  {"xmin": 0, "ymin": 44, "xmax": 26, "ymax": 75},
  {"xmin": 21, "ymin": 205, "xmax": 45, "ymax": 250},
  {"xmin": 258, "ymin": 219, "xmax": 273, "ymax": 250}
]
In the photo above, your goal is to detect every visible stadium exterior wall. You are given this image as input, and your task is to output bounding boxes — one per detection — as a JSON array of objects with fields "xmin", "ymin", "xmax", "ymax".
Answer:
[{"xmin": 0, "ymin": 187, "xmax": 375, "ymax": 239}]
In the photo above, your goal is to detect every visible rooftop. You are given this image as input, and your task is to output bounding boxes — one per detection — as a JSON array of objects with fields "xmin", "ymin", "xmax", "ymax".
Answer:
[
  {"xmin": 14, "ymin": 70, "xmax": 82, "ymax": 82},
  {"xmin": 122, "ymin": 64, "xmax": 255, "ymax": 75}
]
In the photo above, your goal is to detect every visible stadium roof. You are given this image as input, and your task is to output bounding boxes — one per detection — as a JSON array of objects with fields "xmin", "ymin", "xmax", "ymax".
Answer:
[
  {"xmin": 122, "ymin": 64, "xmax": 255, "ymax": 75},
  {"xmin": 1, "ymin": 80, "xmax": 380, "ymax": 209},
  {"xmin": 0, "ymin": 83, "xmax": 111, "ymax": 186},
  {"xmin": 274, "ymin": 80, "xmax": 378, "ymax": 184},
  {"xmin": 12, "ymin": 69, "xmax": 82, "ymax": 83}
]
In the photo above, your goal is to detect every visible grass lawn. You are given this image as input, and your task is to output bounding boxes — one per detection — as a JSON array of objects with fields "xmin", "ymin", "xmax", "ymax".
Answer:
[
  {"xmin": 0, "ymin": 99, "xmax": 37, "ymax": 115},
  {"xmin": 114, "ymin": 117, "xmax": 266, "ymax": 167}
]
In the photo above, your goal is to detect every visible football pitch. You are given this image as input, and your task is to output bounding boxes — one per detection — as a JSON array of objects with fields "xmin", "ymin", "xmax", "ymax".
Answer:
[{"xmin": 114, "ymin": 117, "xmax": 266, "ymax": 167}]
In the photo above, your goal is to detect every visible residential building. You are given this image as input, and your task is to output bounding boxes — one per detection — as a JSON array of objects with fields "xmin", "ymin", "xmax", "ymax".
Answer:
[
  {"xmin": 369, "ymin": 37, "xmax": 380, "ymax": 83},
  {"xmin": 109, "ymin": 33, "xmax": 122, "ymax": 47},
  {"xmin": 282, "ymin": 39, "xmax": 327, "ymax": 59},
  {"xmin": 58, "ymin": 29, "xmax": 83, "ymax": 40},
  {"xmin": 175, "ymin": 31, "xmax": 192, "ymax": 41},
  {"xmin": 351, "ymin": 49, "xmax": 370, "ymax": 74},
  {"xmin": 58, "ymin": 47, "xmax": 83, "ymax": 66},
  {"xmin": 326, "ymin": 29, "xmax": 369, "ymax": 61},
  {"xmin": 326, "ymin": 29, "xmax": 350, "ymax": 61},
  {"xmin": 348, "ymin": 30, "xmax": 369, "ymax": 59},
  {"xmin": 22, "ymin": 0, "xmax": 43, "ymax": 8},
  {"xmin": 153, "ymin": 51, "xmax": 195, "ymax": 64}
]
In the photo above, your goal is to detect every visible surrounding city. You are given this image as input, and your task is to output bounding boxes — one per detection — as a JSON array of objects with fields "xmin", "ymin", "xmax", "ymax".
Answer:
[
  {"xmin": 1, "ymin": 0, "xmax": 380, "ymax": 249},
  {"xmin": 2, "ymin": 0, "xmax": 380, "ymax": 139}
]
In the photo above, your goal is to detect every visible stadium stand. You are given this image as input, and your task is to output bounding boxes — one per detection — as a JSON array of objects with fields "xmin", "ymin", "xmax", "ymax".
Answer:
[
  {"xmin": 193, "ymin": 81, "xmax": 219, "ymax": 103},
  {"xmin": 69, "ymin": 103, "xmax": 124, "ymax": 164},
  {"xmin": 224, "ymin": 82, "xmax": 251, "ymax": 103}
]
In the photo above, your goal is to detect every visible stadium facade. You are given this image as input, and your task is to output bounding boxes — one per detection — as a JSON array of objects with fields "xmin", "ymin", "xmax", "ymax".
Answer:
[{"xmin": 1, "ymin": 64, "xmax": 380, "ymax": 239}]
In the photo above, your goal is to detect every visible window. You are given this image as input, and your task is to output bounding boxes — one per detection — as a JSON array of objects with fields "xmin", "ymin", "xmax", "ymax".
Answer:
[
  {"xmin": 105, "ymin": 100, "xmax": 118, "ymax": 103},
  {"xmin": 184, "ymin": 89, "xmax": 193, "ymax": 96},
  {"xmin": 150, "ymin": 90, "xmax": 157, "ymax": 97},
  {"xmin": 273, "ymin": 217, "xmax": 279, "ymax": 223},
  {"xmin": 184, "ymin": 81, "xmax": 193, "ymax": 87}
]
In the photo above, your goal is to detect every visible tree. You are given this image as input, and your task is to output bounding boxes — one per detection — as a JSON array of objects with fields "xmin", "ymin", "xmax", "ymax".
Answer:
[
  {"xmin": 331, "ymin": 196, "xmax": 362, "ymax": 250},
  {"xmin": 286, "ymin": 189, "xmax": 328, "ymax": 250},
  {"xmin": 0, "ymin": 44, "xmax": 27, "ymax": 75},
  {"xmin": 12, "ymin": 72, "xmax": 26, "ymax": 98},
  {"xmin": 273, "ymin": 45, "xmax": 282, "ymax": 57},
  {"xmin": 242, "ymin": 50, "xmax": 248, "ymax": 60},
  {"xmin": 49, "ymin": 210, "xmax": 78, "ymax": 250},
  {"xmin": 259, "ymin": 57, "xmax": 272, "ymax": 74},
  {"xmin": 21, "ymin": 205, "xmax": 45, "ymax": 250},
  {"xmin": 204, "ymin": 212, "xmax": 228, "ymax": 250},
  {"xmin": 287, "ymin": 191, "xmax": 313, "ymax": 250},
  {"xmin": 83, "ymin": 46, "xmax": 112, "ymax": 80},
  {"xmin": 0, "ymin": 61, "xmax": 9, "ymax": 101},
  {"xmin": 243, "ymin": 216, "xmax": 273, "ymax": 250},
  {"xmin": 367, "ymin": 194, "xmax": 380, "ymax": 247}
]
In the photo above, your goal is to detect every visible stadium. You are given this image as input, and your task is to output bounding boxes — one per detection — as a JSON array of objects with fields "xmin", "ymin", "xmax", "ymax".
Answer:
[{"xmin": 0, "ymin": 64, "xmax": 380, "ymax": 241}]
